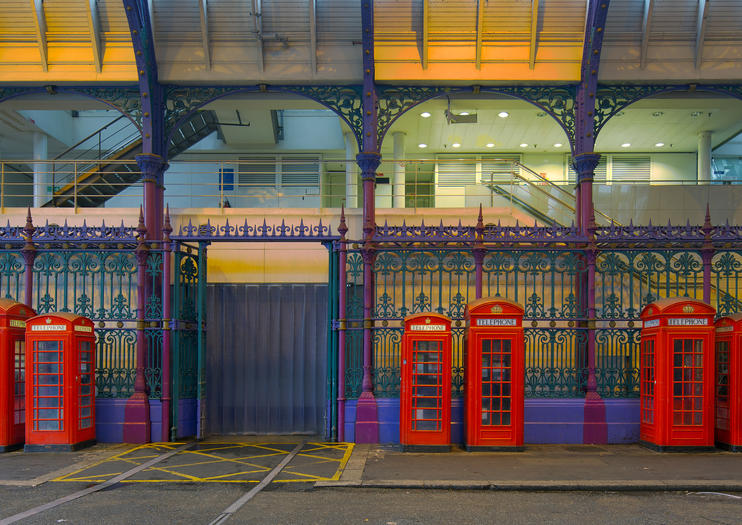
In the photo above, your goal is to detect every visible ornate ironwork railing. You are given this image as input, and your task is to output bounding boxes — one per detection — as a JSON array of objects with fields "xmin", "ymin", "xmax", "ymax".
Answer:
[{"xmin": 342, "ymin": 216, "xmax": 742, "ymax": 401}]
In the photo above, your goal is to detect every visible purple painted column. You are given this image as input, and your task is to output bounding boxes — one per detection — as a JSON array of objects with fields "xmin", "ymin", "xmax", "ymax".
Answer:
[
  {"xmin": 572, "ymin": 154, "xmax": 606, "ymax": 443},
  {"xmin": 21, "ymin": 209, "xmax": 35, "ymax": 309},
  {"xmin": 474, "ymin": 205, "xmax": 485, "ymax": 299},
  {"xmin": 337, "ymin": 207, "xmax": 348, "ymax": 441},
  {"xmin": 136, "ymin": 154, "xmax": 168, "ymax": 241},
  {"xmin": 124, "ymin": 209, "xmax": 151, "ymax": 443},
  {"xmin": 702, "ymin": 205, "xmax": 713, "ymax": 305},
  {"xmin": 356, "ymin": 153, "xmax": 381, "ymax": 443},
  {"xmin": 161, "ymin": 207, "xmax": 173, "ymax": 441}
]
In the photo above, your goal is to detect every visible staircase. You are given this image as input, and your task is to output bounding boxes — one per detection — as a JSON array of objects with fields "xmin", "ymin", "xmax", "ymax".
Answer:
[{"xmin": 45, "ymin": 111, "xmax": 218, "ymax": 208}]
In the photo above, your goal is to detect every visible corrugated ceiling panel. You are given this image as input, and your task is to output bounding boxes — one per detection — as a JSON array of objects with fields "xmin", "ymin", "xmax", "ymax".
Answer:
[
  {"xmin": 98, "ymin": 0, "xmax": 131, "ymax": 42},
  {"xmin": 317, "ymin": 0, "xmax": 361, "ymax": 42},
  {"xmin": 429, "ymin": 0, "xmax": 476, "ymax": 38},
  {"xmin": 650, "ymin": 0, "xmax": 697, "ymax": 40},
  {"xmin": 44, "ymin": 0, "xmax": 89, "ymax": 40},
  {"xmin": 0, "ymin": 1, "xmax": 38, "ymax": 37},
  {"xmin": 706, "ymin": 0, "xmax": 742, "ymax": 40},
  {"xmin": 97, "ymin": 0, "xmax": 129, "ymax": 33},
  {"xmin": 153, "ymin": 0, "xmax": 201, "ymax": 40},
  {"xmin": 603, "ymin": 0, "xmax": 643, "ymax": 41},
  {"xmin": 374, "ymin": 0, "xmax": 420, "ymax": 38},
  {"xmin": 208, "ymin": 0, "xmax": 254, "ymax": 41},
  {"xmin": 540, "ymin": 0, "xmax": 586, "ymax": 42},
  {"xmin": 262, "ymin": 0, "xmax": 309, "ymax": 37},
  {"xmin": 483, "ymin": 0, "xmax": 531, "ymax": 38}
]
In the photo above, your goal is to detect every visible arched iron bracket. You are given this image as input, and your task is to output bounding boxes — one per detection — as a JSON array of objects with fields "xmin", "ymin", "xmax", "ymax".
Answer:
[
  {"xmin": 163, "ymin": 84, "xmax": 364, "ymax": 151},
  {"xmin": 0, "ymin": 86, "xmax": 142, "ymax": 129},
  {"xmin": 376, "ymin": 85, "xmax": 576, "ymax": 151},
  {"xmin": 595, "ymin": 83, "xmax": 742, "ymax": 139}
]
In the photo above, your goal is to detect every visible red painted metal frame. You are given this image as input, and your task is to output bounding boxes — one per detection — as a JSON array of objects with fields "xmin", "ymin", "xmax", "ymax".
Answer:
[
  {"xmin": 400, "ymin": 313, "xmax": 452, "ymax": 449},
  {"xmin": 639, "ymin": 298, "xmax": 716, "ymax": 450},
  {"xmin": 0, "ymin": 299, "xmax": 35, "ymax": 451},
  {"xmin": 464, "ymin": 298, "xmax": 525, "ymax": 450},
  {"xmin": 25, "ymin": 313, "xmax": 96, "ymax": 450},
  {"xmin": 714, "ymin": 314, "xmax": 742, "ymax": 450}
]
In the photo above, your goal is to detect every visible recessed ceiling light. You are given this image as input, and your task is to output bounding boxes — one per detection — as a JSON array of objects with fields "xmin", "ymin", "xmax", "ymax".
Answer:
[
  {"xmin": 452, "ymin": 143, "xmax": 461, "ymax": 148},
  {"xmin": 520, "ymin": 143, "xmax": 528, "ymax": 148},
  {"xmin": 420, "ymin": 112, "xmax": 431, "ymax": 118},
  {"xmin": 553, "ymin": 143, "xmax": 563, "ymax": 148},
  {"xmin": 459, "ymin": 112, "xmax": 470, "ymax": 116},
  {"xmin": 418, "ymin": 143, "xmax": 427, "ymax": 148},
  {"xmin": 498, "ymin": 111, "xmax": 509, "ymax": 118},
  {"xmin": 655, "ymin": 142, "xmax": 665, "ymax": 147},
  {"xmin": 621, "ymin": 143, "xmax": 631, "ymax": 148},
  {"xmin": 486, "ymin": 143, "xmax": 495, "ymax": 148}
]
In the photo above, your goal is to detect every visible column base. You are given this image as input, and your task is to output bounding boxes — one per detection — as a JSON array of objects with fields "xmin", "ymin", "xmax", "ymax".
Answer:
[
  {"xmin": 354, "ymin": 391, "xmax": 379, "ymax": 443},
  {"xmin": 583, "ymin": 392, "xmax": 607, "ymax": 444},
  {"xmin": 123, "ymin": 392, "xmax": 151, "ymax": 444}
]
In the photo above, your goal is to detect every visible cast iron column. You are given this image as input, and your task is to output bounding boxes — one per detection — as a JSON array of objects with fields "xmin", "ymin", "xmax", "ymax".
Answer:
[
  {"xmin": 702, "ymin": 205, "xmax": 713, "ymax": 305},
  {"xmin": 356, "ymin": 152, "xmax": 380, "ymax": 443},
  {"xmin": 354, "ymin": 0, "xmax": 380, "ymax": 443},
  {"xmin": 337, "ymin": 207, "xmax": 348, "ymax": 441},
  {"xmin": 474, "ymin": 205, "xmax": 485, "ymax": 299},
  {"xmin": 124, "ymin": 209, "xmax": 151, "ymax": 443},
  {"xmin": 137, "ymin": 154, "xmax": 168, "ymax": 241},
  {"xmin": 161, "ymin": 207, "xmax": 173, "ymax": 441},
  {"xmin": 21, "ymin": 209, "xmax": 36, "ymax": 309}
]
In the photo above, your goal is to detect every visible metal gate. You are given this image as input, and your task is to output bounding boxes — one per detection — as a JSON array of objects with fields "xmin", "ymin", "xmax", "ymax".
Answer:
[{"xmin": 206, "ymin": 283, "xmax": 328, "ymax": 435}]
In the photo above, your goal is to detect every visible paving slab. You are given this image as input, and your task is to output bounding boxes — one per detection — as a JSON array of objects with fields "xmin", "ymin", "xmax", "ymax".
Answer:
[
  {"xmin": 0, "ymin": 444, "xmax": 128, "ymax": 487},
  {"xmin": 317, "ymin": 444, "xmax": 742, "ymax": 492}
]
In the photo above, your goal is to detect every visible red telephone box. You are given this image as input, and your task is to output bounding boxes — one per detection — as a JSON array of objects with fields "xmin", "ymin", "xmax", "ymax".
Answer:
[
  {"xmin": 0, "ymin": 299, "xmax": 35, "ymax": 452},
  {"xmin": 400, "ymin": 313, "xmax": 452, "ymax": 451},
  {"xmin": 464, "ymin": 297, "xmax": 525, "ymax": 451},
  {"xmin": 25, "ymin": 313, "xmax": 96, "ymax": 451},
  {"xmin": 714, "ymin": 314, "xmax": 742, "ymax": 451},
  {"xmin": 639, "ymin": 298, "xmax": 715, "ymax": 451}
]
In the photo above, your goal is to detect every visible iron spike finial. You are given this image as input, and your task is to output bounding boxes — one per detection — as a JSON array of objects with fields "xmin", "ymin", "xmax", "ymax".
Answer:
[
  {"xmin": 478, "ymin": 203, "xmax": 483, "ymax": 224},
  {"xmin": 163, "ymin": 205, "xmax": 173, "ymax": 240},
  {"xmin": 137, "ymin": 206, "xmax": 146, "ymax": 239},
  {"xmin": 338, "ymin": 205, "xmax": 348, "ymax": 239}
]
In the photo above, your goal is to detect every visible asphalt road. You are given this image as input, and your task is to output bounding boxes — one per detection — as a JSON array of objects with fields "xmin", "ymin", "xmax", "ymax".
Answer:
[{"xmin": 1, "ymin": 485, "xmax": 741, "ymax": 525}]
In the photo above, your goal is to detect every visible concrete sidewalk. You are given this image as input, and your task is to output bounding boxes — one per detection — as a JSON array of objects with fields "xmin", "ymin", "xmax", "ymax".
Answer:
[{"xmin": 316, "ymin": 444, "xmax": 742, "ymax": 492}]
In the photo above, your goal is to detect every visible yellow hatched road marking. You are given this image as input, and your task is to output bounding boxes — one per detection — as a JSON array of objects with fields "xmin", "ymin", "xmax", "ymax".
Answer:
[{"xmin": 53, "ymin": 442, "xmax": 354, "ymax": 483}]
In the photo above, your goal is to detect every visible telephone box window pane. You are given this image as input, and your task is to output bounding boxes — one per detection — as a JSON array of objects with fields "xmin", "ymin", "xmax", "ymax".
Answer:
[
  {"xmin": 14, "ymin": 340, "xmax": 25, "ymax": 424},
  {"xmin": 411, "ymin": 340, "xmax": 442, "ymax": 431},
  {"xmin": 671, "ymin": 338, "xmax": 703, "ymax": 427},
  {"xmin": 716, "ymin": 340, "xmax": 730, "ymax": 430},
  {"xmin": 79, "ymin": 340, "xmax": 94, "ymax": 430},
  {"xmin": 33, "ymin": 340, "xmax": 64, "ymax": 431},
  {"xmin": 481, "ymin": 338, "xmax": 511, "ymax": 427},
  {"xmin": 641, "ymin": 339, "xmax": 655, "ymax": 424}
]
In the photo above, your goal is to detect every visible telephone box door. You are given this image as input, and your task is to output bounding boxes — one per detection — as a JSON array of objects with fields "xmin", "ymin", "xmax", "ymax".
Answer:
[
  {"xmin": 400, "ymin": 313, "xmax": 452, "ymax": 451},
  {"xmin": 714, "ymin": 314, "xmax": 742, "ymax": 451},
  {"xmin": 465, "ymin": 298, "xmax": 524, "ymax": 451},
  {"xmin": 639, "ymin": 298, "xmax": 715, "ymax": 451},
  {"xmin": 25, "ymin": 313, "xmax": 96, "ymax": 451},
  {"xmin": 0, "ymin": 299, "xmax": 34, "ymax": 452}
]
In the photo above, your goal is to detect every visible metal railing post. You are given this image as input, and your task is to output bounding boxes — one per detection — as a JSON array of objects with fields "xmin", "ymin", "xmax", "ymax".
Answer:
[
  {"xmin": 1, "ymin": 162, "xmax": 5, "ymax": 214},
  {"xmin": 74, "ymin": 161, "xmax": 78, "ymax": 212}
]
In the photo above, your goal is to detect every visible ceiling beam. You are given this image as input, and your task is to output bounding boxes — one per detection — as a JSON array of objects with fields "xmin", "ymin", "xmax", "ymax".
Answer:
[
  {"xmin": 640, "ymin": 0, "xmax": 653, "ymax": 69},
  {"xmin": 199, "ymin": 0, "xmax": 211, "ymax": 70},
  {"xmin": 253, "ymin": 0, "xmax": 264, "ymax": 73},
  {"xmin": 147, "ymin": 0, "xmax": 157, "ymax": 50},
  {"xmin": 695, "ymin": 0, "xmax": 710, "ymax": 70},
  {"xmin": 529, "ymin": 0, "xmax": 539, "ymax": 70},
  {"xmin": 30, "ymin": 0, "xmax": 48, "ymax": 72},
  {"xmin": 87, "ymin": 0, "xmax": 102, "ymax": 73},
  {"xmin": 475, "ymin": 0, "xmax": 485, "ymax": 69},
  {"xmin": 309, "ymin": 0, "xmax": 317, "ymax": 74},
  {"xmin": 421, "ymin": 0, "xmax": 429, "ymax": 69}
]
